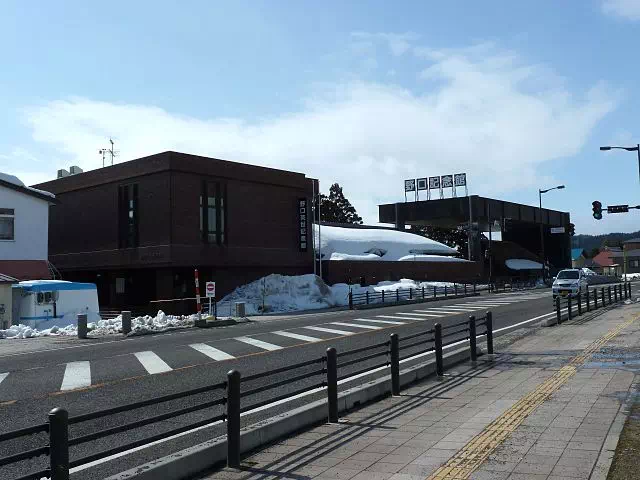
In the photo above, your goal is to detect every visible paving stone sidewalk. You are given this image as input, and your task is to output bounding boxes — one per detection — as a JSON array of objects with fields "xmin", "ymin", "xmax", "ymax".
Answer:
[{"xmin": 199, "ymin": 302, "xmax": 640, "ymax": 480}]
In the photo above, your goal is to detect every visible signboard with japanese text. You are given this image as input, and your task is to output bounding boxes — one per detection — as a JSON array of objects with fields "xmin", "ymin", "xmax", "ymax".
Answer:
[
  {"xmin": 404, "ymin": 179, "xmax": 416, "ymax": 192},
  {"xmin": 441, "ymin": 175, "xmax": 453, "ymax": 188},
  {"xmin": 428, "ymin": 176, "xmax": 440, "ymax": 189},
  {"xmin": 298, "ymin": 198, "xmax": 308, "ymax": 252},
  {"xmin": 454, "ymin": 173, "xmax": 467, "ymax": 187},
  {"xmin": 417, "ymin": 178, "xmax": 428, "ymax": 191}
]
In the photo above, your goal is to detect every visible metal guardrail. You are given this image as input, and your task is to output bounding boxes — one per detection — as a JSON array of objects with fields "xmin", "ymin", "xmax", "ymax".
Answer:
[
  {"xmin": 554, "ymin": 282, "xmax": 630, "ymax": 324},
  {"xmin": 348, "ymin": 283, "xmax": 479, "ymax": 309},
  {"xmin": 1, "ymin": 311, "xmax": 495, "ymax": 477}
]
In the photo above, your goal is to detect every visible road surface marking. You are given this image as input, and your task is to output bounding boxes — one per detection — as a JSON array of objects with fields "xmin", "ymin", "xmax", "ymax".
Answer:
[
  {"xmin": 134, "ymin": 351, "xmax": 172, "ymax": 374},
  {"xmin": 470, "ymin": 300, "xmax": 513, "ymax": 305},
  {"xmin": 429, "ymin": 306, "xmax": 478, "ymax": 312},
  {"xmin": 0, "ymin": 372, "xmax": 8, "ymax": 388},
  {"xmin": 414, "ymin": 308, "xmax": 466, "ymax": 314},
  {"xmin": 389, "ymin": 312, "xmax": 440, "ymax": 318},
  {"xmin": 190, "ymin": 343, "xmax": 235, "ymax": 361},
  {"xmin": 450, "ymin": 304, "xmax": 491, "ymax": 309},
  {"xmin": 428, "ymin": 314, "xmax": 638, "ymax": 480},
  {"xmin": 60, "ymin": 361, "xmax": 91, "ymax": 391},
  {"xmin": 354, "ymin": 318, "xmax": 406, "ymax": 325},
  {"xmin": 273, "ymin": 331, "xmax": 321, "ymax": 342},
  {"xmin": 235, "ymin": 336, "xmax": 282, "ymax": 351},
  {"xmin": 330, "ymin": 321, "xmax": 381, "ymax": 330},
  {"xmin": 305, "ymin": 326, "xmax": 354, "ymax": 336},
  {"xmin": 467, "ymin": 303, "xmax": 510, "ymax": 307}
]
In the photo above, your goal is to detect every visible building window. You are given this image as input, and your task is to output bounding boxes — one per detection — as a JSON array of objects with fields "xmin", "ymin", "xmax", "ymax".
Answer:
[
  {"xmin": 631, "ymin": 260, "xmax": 640, "ymax": 268},
  {"xmin": 200, "ymin": 181, "xmax": 227, "ymax": 245},
  {"xmin": 115, "ymin": 277, "xmax": 126, "ymax": 294},
  {"xmin": 118, "ymin": 184, "xmax": 138, "ymax": 248},
  {"xmin": 0, "ymin": 208, "xmax": 15, "ymax": 240}
]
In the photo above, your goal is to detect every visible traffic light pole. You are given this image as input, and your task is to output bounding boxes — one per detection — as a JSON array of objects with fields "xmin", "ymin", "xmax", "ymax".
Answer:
[{"xmin": 539, "ymin": 190, "xmax": 545, "ymax": 281}]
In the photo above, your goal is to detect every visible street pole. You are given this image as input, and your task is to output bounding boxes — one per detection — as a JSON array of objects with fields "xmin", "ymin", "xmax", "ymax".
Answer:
[
  {"xmin": 312, "ymin": 179, "xmax": 316, "ymax": 276},
  {"xmin": 318, "ymin": 182, "xmax": 322, "ymax": 280},
  {"xmin": 637, "ymin": 144, "xmax": 640, "ymax": 185},
  {"xmin": 468, "ymin": 194, "xmax": 472, "ymax": 261},
  {"xmin": 539, "ymin": 190, "xmax": 545, "ymax": 282}
]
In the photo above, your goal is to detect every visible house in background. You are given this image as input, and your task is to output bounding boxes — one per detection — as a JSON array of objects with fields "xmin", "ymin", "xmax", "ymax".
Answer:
[
  {"xmin": 591, "ymin": 247, "xmax": 621, "ymax": 276},
  {"xmin": 0, "ymin": 173, "xmax": 56, "ymax": 280},
  {"xmin": 571, "ymin": 248, "xmax": 587, "ymax": 268},
  {"xmin": 610, "ymin": 238, "xmax": 640, "ymax": 275}
]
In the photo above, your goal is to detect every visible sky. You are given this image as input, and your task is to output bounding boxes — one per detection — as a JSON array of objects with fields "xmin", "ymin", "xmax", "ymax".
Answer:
[{"xmin": 1, "ymin": 0, "xmax": 639, "ymax": 235}]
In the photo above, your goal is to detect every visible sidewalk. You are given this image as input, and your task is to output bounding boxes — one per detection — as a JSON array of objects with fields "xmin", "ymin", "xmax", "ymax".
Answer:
[{"xmin": 199, "ymin": 301, "xmax": 640, "ymax": 480}]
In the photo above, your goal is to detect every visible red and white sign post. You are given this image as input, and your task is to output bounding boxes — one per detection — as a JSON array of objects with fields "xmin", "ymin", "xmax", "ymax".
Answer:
[
  {"xmin": 206, "ymin": 281, "xmax": 216, "ymax": 319},
  {"xmin": 194, "ymin": 268, "xmax": 202, "ymax": 320}
]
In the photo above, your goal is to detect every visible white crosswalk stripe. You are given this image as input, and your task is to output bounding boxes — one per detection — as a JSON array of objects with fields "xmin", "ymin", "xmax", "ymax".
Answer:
[
  {"xmin": 305, "ymin": 326, "xmax": 355, "ymax": 336},
  {"xmin": 235, "ymin": 336, "xmax": 283, "ymax": 351},
  {"xmin": 190, "ymin": 343, "xmax": 235, "ymax": 361},
  {"xmin": 377, "ymin": 314, "xmax": 434, "ymax": 320},
  {"xmin": 60, "ymin": 361, "xmax": 91, "ymax": 391},
  {"xmin": 354, "ymin": 318, "xmax": 405, "ymax": 325},
  {"xmin": 449, "ymin": 304, "xmax": 491, "ymax": 310},
  {"xmin": 273, "ymin": 331, "xmax": 322, "ymax": 342},
  {"xmin": 134, "ymin": 351, "xmax": 173, "ymax": 374},
  {"xmin": 430, "ymin": 306, "xmax": 478, "ymax": 312},
  {"xmin": 330, "ymin": 322, "xmax": 381, "ymax": 330},
  {"xmin": 414, "ymin": 308, "xmax": 467, "ymax": 314},
  {"xmin": 0, "ymin": 372, "xmax": 9, "ymax": 388}
]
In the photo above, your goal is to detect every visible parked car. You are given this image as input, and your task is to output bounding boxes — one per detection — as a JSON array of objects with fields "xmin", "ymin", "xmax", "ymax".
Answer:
[{"xmin": 552, "ymin": 269, "xmax": 588, "ymax": 299}]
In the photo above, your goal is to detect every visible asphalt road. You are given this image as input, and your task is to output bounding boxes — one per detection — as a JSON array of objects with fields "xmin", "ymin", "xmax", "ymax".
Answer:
[{"xmin": 1, "ymin": 283, "xmax": 637, "ymax": 480}]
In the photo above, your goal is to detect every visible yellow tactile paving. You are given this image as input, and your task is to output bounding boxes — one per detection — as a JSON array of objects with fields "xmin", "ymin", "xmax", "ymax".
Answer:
[{"xmin": 427, "ymin": 314, "xmax": 638, "ymax": 480}]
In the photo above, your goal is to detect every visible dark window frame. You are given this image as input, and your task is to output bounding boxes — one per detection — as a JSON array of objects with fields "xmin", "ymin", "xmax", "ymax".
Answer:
[
  {"xmin": 118, "ymin": 184, "xmax": 139, "ymax": 248},
  {"xmin": 200, "ymin": 180, "xmax": 227, "ymax": 245},
  {"xmin": 0, "ymin": 208, "xmax": 15, "ymax": 241}
]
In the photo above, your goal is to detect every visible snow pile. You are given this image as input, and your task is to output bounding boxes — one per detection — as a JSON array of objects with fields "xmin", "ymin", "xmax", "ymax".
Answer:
[
  {"xmin": 581, "ymin": 268, "xmax": 598, "ymax": 276},
  {"xmin": 397, "ymin": 254, "xmax": 469, "ymax": 262},
  {"xmin": 316, "ymin": 225, "xmax": 457, "ymax": 261},
  {"xmin": 219, "ymin": 274, "xmax": 340, "ymax": 315},
  {"xmin": 623, "ymin": 273, "xmax": 640, "ymax": 281},
  {"xmin": 0, "ymin": 172, "xmax": 56, "ymax": 199},
  {"xmin": 0, "ymin": 311, "xmax": 197, "ymax": 339},
  {"xmin": 506, "ymin": 259, "xmax": 543, "ymax": 270}
]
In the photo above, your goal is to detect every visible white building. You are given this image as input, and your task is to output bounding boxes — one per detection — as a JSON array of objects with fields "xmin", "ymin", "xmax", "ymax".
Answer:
[{"xmin": 0, "ymin": 173, "xmax": 56, "ymax": 280}]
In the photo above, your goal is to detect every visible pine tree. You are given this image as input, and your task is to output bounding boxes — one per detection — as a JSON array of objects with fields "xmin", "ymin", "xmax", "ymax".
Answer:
[{"xmin": 319, "ymin": 183, "xmax": 363, "ymax": 224}]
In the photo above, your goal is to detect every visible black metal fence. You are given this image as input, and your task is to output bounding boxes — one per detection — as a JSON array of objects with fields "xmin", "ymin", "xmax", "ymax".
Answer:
[
  {"xmin": 348, "ymin": 283, "xmax": 480, "ymax": 309},
  {"xmin": 1, "ymin": 312, "xmax": 495, "ymax": 478},
  {"xmin": 554, "ymin": 282, "xmax": 631, "ymax": 324}
]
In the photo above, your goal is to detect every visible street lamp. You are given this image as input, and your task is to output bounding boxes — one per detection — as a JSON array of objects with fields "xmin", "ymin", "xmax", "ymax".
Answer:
[
  {"xmin": 600, "ymin": 144, "xmax": 640, "ymax": 184},
  {"xmin": 539, "ymin": 185, "xmax": 566, "ymax": 281}
]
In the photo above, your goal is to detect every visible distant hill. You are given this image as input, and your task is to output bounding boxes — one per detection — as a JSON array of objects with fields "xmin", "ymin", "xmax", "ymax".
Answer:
[{"xmin": 572, "ymin": 230, "xmax": 640, "ymax": 252}]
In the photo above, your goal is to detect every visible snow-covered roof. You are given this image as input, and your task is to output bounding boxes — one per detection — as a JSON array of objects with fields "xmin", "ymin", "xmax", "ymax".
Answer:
[
  {"xmin": 505, "ymin": 259, "xmax": 543, "ymax": 270},
  {"xmin": 15, "ymin": 280, "xmax": 97, "ymax": 292},
  {"xmin": 315, "ymin": 224, "xmax": 458, "ymax": 261},
  {"xmin": 397, "ymin": 255, "xmax": 470, "ymax": 262},
  {"xmin": 0, "ymin": 172, "xmax": 56, "ymax": 201}
]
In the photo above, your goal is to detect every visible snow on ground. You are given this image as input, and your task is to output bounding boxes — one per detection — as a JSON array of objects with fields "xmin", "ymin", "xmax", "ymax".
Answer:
[
  {"xmin": 623, "ymin": 273, "xmax": 640, "ymax": 281},
  {"xmin": 505, "ymin": 258, "xmax": 543, "ymax": 270},
  {"xmin": 581, "ymin": 267, "xmax": 598, "ymax": 276},
  {"xmin": 316, "ymin": 224, "xmax": 457, "ymax": 261},
  {"xmin": 397, "ymin": 254, "xmax": 470, "ymax": 262},
  {"xmin": 0, "ymin": 311, "xmax": 198, "ymax": 339}
]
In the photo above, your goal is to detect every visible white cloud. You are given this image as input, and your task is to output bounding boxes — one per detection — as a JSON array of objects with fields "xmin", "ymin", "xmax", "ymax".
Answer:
[
  {"xmin": 10, "ymin": 43, "xmax": 618, "ymax": 225},
  {"xmin": 602, "ymin": 0, "xmax": 640, "ymax": 20},
  {"xmin": 351, "ymin": 32, "xmax": 420, "ymax": 56}
]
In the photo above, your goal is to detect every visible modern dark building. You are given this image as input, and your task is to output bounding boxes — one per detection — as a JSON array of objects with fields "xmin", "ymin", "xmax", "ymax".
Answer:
[
  {"xmin": 379, "ymin": 195, "xmax": 572, "ymax": 277},
  {"xmin": 34, "ymin": 151, "xmax": 314, "ymax": 310}
]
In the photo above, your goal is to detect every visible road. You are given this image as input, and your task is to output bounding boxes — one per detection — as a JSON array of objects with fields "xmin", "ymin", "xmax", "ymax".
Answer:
[{"xmin": 1, "ymin": 284, "xmax": 637, "ymax": 480}]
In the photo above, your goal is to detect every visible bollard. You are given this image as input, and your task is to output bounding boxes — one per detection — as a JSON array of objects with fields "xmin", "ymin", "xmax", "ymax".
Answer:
[
  {"xmin": 486, "ymin": 311, "xmax": 494, "ymax": 355},
  {"xmin": 348, "ymin": 290, "xmax": 353, "ymax": 310},
  {"xmin": 121, "ymin": 311, "xmax": 132, "ymax": 335},
  {"xmin": 568, "ymin": 296, "xmax": 572, "ymax": 321},
  {"xmin": 602, "ymin": 288, "xmax": 605, "ymax": 306},
  {"xmin": 469, "ymin": 316, "xmax": 477, "ymax": 362},
  {"xmin": 586, "ymin": 289, "xmax": 590, "ymax": 312},
  {"xmin": 433, "ymin": 286, "xmax": 437, "ymax": 298},
  {"xmin": 556, "ymin": 297, "xmax": 561, "ymax": 324},
  {"xmin": 474, "ymin": 282, "xmax": 477, "ymax": 294},
  {"xmin": 409, "ymin": 288, "xmax": 413, "ymax": 300},
  {"xmin": 77, "ymin": 313, "xmax": 88, "ymax": 339},
  {"xmin": 444, "ymin": 286, "xmax": 448, "ymax": 297},
  {"xmin": 49, "ymin": 408, "xmax": 69, "ymax": 480},
  {"xmin": 434, "ymin": 323, "xmax": 444, "ymax": 376},
  {"xmin": 366, "ymin": 290, "xmax": 369, "ymax": 305},
  {"xmin": 614, "ymin": 285, "xmax": 618, "ymax": 303},
  {"xmin": 608, "ymin": 286, "xmax": 612, "ymax": 305},
  {"xmin": 396, "ymin": 289, "xmax": 400, "ymax": 302},
  {"xmin": 577, "ymin": 292, "xmax": 582, "ymax": 316},
  {"xmin": 226, "ymin": 370, "xmax": 241, "ymax": 468},
  {"xmin": 327, "ymin": 347, "xmax": 338, "ymax": 423},
  {"xmin": 390, "ymin": 334, "xmax": 400, "ymax": 396},
  {"xmin": 381, "ymin": 290, "xmax": 385, "ymax": 303},
  {"xmin": 422, "ymin": 286, "xmax": 425, "ymax": 299},
  {"xmin": 454, "ymin": 284, "xmax": 458, "ymax": 296},
  {"xmin": 464, "ymin": 283, "xmax": 467, "ymax": 295},
  {"xmin": 594, "ymin": 289, "xmax": 598, "ymax": 309}
]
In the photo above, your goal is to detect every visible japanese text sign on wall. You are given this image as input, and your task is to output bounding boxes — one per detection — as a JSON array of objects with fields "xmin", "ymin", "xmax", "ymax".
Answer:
[
  {"xmin": 417, "ymin": 178, "xmax": 428, "ymax": 191},
  {"xmin": 298, "ymin": 198, "xmax": 308, "ymax": 252},
  {"xmin": 441, "ymin": 175, "xmax": 453, "ymax": 188},
  {"xmin": 404, "ymin": 179, "xmax": 416, "ymax": 192},
  {"xmin": 428, "ymin": 176, "xmax": 440, "ymax": 189}
]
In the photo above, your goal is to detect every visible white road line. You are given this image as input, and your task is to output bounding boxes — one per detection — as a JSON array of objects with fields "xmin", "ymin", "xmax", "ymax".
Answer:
[
  {"xmin": 190, "ymin": 343, "xmax": 235, "ymax": 361},
  {"xmin": 235, "ymin": 336, "xmax": 283, "ymax": 351},
  {"xmin": 468, "ymin": 302, "xmax": 512, "ymax": 306},
  {"xmin": 273, "ymin": 331, "xmax": 321, "ymax": 343},
  {"xmin": 0, "ymin": 372, "xmax": 8, "ymax": 387},
  {"xmin": 450, "ymin": 304, "xmax": 492, "ymax": 309},
  {"xmin": 330, "ymin": 322, "xmax": 381, "ymax": 330},
  {"xmin": 354, "ymin": 318, "xmax": 406, "ymax": 325},
  {"xmin": 414, "ymin": 309, "xmax": 465, "ymax": 314},
  {"xmin": 305, "ymin": 326, "xmax": 354, "ymax": 336},
  {"xmin": 429, "ymin": 306, "xmax": 478, "ymax": 312},
  {"xmin": 134, "ymin": 351, "xmax": 172, "ymax": 375},
  {"xmin": 60, "ymin": 361, "xmax": 91, "ymax": 391},
  {"xmin": 390, "ymin": 312, "xmax": 441, "ymax": 318}
]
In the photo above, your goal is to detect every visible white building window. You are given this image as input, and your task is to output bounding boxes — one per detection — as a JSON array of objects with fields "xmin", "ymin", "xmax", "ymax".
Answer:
[{"xmin": 0, "ymin": 208, "xmax": 14, "ymax": 240}]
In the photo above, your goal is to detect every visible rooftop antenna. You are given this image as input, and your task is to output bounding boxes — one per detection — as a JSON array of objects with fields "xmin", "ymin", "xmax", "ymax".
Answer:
[{"xmin": 99, "ymin": 138, "xmax": 119, "ymax": 167}]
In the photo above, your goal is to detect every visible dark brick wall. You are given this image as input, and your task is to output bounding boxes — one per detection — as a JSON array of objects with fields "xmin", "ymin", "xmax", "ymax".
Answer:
[{"xmin": 322, "ymin": 260, "xmax": 483, "ymax": 286}]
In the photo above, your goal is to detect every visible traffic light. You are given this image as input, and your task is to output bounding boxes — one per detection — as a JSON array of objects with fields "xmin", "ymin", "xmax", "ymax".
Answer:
[
  {"xmin": 568, "ymin": 223, "xmax": 575, "ymax": 236},
  {"xmin": 592, "ymin": 201, "xmax": 602, "ymax": 220},
  {"xmin": 607, "ymin": 204, "xmax": 629, "ymax": 214}
]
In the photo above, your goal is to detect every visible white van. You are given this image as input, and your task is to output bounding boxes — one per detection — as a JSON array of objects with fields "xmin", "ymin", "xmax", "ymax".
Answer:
[
  {"xmin": 552, "ymin": 269, "xmax": 588, "ymax": 299},
  {"xmin": 12, "ymin": 280, "xmax": 101, "ymax": 329}
]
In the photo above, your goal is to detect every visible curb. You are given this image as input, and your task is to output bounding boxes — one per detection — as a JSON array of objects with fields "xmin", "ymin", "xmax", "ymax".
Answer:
[{"xmin": 107, "ymin": 345, "xmax": 477, "ymax": 480}]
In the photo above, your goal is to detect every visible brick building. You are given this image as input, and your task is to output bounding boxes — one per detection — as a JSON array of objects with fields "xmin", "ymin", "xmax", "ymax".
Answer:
[{"xmin": 34, "ymin": 152, "xmax": 314, "ymax": 310}]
